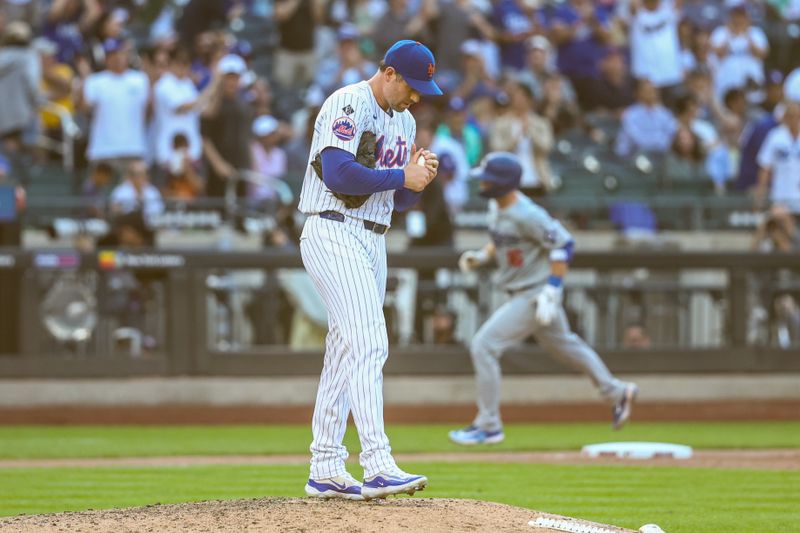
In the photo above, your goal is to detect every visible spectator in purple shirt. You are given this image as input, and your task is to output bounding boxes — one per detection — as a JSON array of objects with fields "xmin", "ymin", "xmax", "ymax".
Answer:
[
  {"xmin": 42, "ymin": 0, "xmax": 102, "ymax": 66},
  {"xmin": 583, "ymin": 46, "xmax": 635, "ymax": 115},
  {"xmin": 489, "ymin": 0, "xmax": 538, "ymax": 73},
  {"xmin": 544, "ymin": 0, "xmax": 612, "ymax": 108}
]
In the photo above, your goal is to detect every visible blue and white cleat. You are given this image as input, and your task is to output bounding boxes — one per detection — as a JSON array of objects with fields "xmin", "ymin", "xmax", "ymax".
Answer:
[
  {"xmin": 361, "ymin": 467, "xmax": 428, "ymax": 500},
  {"xmin": 612, "ymin": 382, "xmax": 639, "ymax": 430},
  {"xmin": 304, "ymin": 472, "xmax": 365, "ymax": 501},
  {"xmin": 448, "ymin": 425, "xmax": 505, "ymax": 446}
]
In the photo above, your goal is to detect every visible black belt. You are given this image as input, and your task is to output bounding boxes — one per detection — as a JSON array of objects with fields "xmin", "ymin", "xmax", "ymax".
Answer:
[{"xmin": 319, "ymin": 210, "xmax": 389, "ymax": 235}]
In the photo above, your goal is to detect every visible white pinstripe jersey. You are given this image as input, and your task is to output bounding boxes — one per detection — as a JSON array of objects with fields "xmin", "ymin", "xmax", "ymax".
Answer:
[{"xmin": 298, "ymin": 81, "xmax": 417, "ymax": 226}]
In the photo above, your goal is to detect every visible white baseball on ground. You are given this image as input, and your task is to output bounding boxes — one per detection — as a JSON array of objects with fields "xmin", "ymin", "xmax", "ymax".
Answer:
[{"xmin": 639, "ymin": 524, "xmax": 666, "ymax": 533}]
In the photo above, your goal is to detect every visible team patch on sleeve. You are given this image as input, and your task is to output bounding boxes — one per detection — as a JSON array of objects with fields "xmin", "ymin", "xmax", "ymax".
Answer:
[{"xmin": 331, "ymin": 116, "xmax": 357, "ymax": 141}]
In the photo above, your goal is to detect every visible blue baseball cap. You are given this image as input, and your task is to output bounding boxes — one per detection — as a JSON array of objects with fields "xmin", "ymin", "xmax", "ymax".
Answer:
[
  {"xmin": 383, "ymin": 40, "xmax": 442, "ymax": 96},
  {"xmin": 767, "ymin": 69, "xmax": 784, "ymax": 85},
  {"xmin": 337, "ymin": 23, "xmax": 359, "ymax": 41},
  {"xmin": 103, "ymin": 38, "xmax": 126, "ymax": 54},
  {"xmin": 448, "ymin": 96, "xmax": 467, "ymax": 112},
  {"xmin": 438, "ymin": 152, "xmax": 456, "ymax": 173}
]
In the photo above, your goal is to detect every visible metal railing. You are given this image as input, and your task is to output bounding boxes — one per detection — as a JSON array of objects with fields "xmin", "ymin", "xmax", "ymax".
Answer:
[
  {"xmin": 0, "ymin": 248, "xmax": 798, "ymax": 378},
  {"xmin": 37, "ymin": 102, "xmax": 81, "ymax": 172}
]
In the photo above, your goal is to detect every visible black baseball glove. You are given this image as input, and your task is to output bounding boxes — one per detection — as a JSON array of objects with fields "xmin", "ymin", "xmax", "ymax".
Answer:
[{"xmin": 311, "ymin": 131, "xmax": 377, "ymax": 209}]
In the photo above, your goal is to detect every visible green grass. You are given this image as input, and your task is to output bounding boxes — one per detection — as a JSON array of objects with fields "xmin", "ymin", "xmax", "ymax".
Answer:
[
  {"xmin": 1, "ymin": 421, "xmax": 799, "ymax": 459},
  {"xmin": 1, "ymin": 463, "xmax": 798, "ymax": 533},
  {"xmin": 1, "ymin": 422, "xmax": 798, "ymax": 531}
]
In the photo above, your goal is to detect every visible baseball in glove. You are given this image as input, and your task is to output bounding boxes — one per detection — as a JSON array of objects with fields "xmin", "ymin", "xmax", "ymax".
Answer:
[{"xmin": 311, "ymin": 131, "xmax": 377, "ymax": 209}]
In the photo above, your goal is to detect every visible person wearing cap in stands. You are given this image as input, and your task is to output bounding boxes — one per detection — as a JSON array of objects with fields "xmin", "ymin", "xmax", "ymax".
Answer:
[
  {"xmin": 79, "ymin": 37, "xmax": 149, "ymax": 178},
  {"xmin": 314, "ymin": 23, "xmax": 377, "ymax": 96},
  {"xmin": 249, "ymin": 114, "xmax": 288, "ymax": 211},
  {"xmin": 436, "ymin": 96, "xmax": 483, "ymax": 165},
  {"xmin": 518, "ymin": 35, "xmax": 576, "ymax": 104},
  {"xmin": 762, "ymin": 70, "xmax": 785, "ymax": 114},
  {"xmin": 454, "ymin": 39, "xmax": 498, "ymax": 101},
  {"xmin": 298, "ymin": 39, "xmax": 440, "ymax": 501},
  {"xmin": 201, "ymin": 53, "xmax": 253, "ymax": 198},
  {"xmin": 0, "ymin": 22, "xmax": 40, "ymax": 150}
]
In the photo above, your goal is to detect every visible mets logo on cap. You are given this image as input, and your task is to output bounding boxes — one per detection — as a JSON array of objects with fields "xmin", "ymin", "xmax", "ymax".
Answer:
[{"xmin": 331, "ymin": 116, "xmax": 356, "ymax": 141}]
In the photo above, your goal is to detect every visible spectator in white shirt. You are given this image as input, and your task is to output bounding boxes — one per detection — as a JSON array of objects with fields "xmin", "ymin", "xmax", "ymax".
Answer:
[
  {"xmin": 80, "ymin": 38, "xmax": 150, "ymax": 174},
  {"xmin": 785, "ymin": 67, "xmax": 800, "ymax": 103},
  {"xmin": 110, "ymin": 159, "xmax": 165, "ymax": 225},
  {"xmin": 249, "ymin": 115, "xmax": 287, "ymax": 210},
  {"xmin": 153, "ymin": 48, "xmax": 203, "ymax": 170},
  {"xmin": 756, "ymin": 102, "xmax": 800, "ymax": 214},
  {"xmin": 626, "ymin": 0, "xmax": 684, "ymax": 104},
  {"xmin": 710, "ymin": 3, "xmax": 768, "ymax": 100}
]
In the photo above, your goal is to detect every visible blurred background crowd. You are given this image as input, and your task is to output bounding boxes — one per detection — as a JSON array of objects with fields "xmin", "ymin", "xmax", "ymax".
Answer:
[
  {"xmin": 1, "ymin": 0, "xmax": 800, "ymax": 244},
  {"xmin": 1, "ymin": 0, "xmax": 799, "ymax": 353}
]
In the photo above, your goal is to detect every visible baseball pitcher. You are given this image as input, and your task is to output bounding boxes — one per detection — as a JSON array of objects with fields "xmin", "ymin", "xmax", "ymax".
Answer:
[
  {"xmin": 450, "ymin": 152, "xmax": 638, "ymax": 446},
  {"xmin": 299, "ymin": 40, "xmax": 441, "ymax": 500}
]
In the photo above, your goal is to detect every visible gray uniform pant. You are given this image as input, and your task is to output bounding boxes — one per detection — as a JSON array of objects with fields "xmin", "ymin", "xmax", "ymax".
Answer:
[{"xmin": 471, "ymin": 288, "xmax": 626, "ymax": 432}]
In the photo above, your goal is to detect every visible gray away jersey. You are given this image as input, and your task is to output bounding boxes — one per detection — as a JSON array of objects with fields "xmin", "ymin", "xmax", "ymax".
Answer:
[
  {"xmin": 488, "ymin": 193, "xmax": 572, "ymax": 292},
  {"xmin": 298, "ymin": 80, "xmax": 417, "ymax": 226}
]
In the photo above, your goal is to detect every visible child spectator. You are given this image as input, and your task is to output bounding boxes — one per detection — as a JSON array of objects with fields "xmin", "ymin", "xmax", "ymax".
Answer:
[{"xmin": 162, "ymin": 134, "xmax": 203, "ymax": 202}]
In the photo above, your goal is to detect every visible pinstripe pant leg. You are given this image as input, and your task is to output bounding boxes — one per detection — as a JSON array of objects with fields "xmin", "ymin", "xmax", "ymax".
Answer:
[
  {"xmin": 307, "ymin": 323, "xmax": 351, "ymax": 479},
  {"xmin": 301, "ymin": 217, "xmax": 395, "ymax": 480}
]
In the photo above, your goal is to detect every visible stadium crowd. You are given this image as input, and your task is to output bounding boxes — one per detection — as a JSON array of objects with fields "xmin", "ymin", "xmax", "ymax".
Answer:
[
  {"xmin": 2, "ymin": 0, "xmax": 800, "ymax": 351},
  {"xmin": 1, "ymin": 0, "xmax": 800, "ymax": 244}
]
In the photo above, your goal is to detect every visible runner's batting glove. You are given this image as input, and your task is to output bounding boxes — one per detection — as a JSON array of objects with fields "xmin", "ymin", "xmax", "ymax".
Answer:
[
  {"xmin": 533, "ymin": 277, "xmax": 563, "ymax": 326},
  {"xmin": 458, "ymin": 249, "xmax": 490, "ymax": 273}
]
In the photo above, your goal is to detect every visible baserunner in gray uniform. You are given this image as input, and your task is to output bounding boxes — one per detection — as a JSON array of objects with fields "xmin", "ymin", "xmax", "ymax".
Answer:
[{"xmin": 449, "ymin": 152, "xmax": 638, "ymax": 446}]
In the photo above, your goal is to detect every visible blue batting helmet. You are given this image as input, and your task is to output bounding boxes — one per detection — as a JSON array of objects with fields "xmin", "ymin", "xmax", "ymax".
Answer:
[{"xmin": 471, "ymin": 152, "xmax": 522, "ymax": 198}]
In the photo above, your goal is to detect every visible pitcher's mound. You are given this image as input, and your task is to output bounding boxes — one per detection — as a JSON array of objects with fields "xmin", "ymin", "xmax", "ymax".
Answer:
[{"xmin": 0, "ymin": 498, "xmax": 638, "ymax": 532}]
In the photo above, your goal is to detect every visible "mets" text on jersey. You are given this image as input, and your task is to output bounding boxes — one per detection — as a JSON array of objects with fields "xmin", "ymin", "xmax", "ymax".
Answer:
[{"xmin": 375, "ymin": 135, "xmax": 408, "ymax": 168}]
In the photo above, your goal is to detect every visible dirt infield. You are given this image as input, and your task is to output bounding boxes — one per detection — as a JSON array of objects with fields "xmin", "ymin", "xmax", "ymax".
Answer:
[
  {"xmin": 1, "ymin": 449, "xmax": 797, "ymax": 470},
  {"xmin": 0, "ymin": 498, "xmax": 640, "ymax": 533},
  {"xmin": 1, "ymin": 451, "xmax": 792, "ymax": 532}
]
